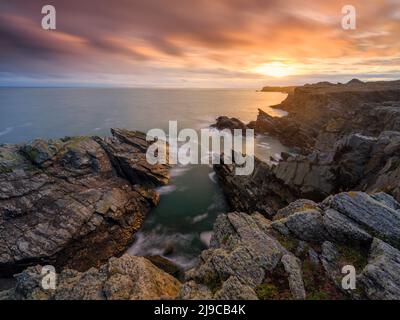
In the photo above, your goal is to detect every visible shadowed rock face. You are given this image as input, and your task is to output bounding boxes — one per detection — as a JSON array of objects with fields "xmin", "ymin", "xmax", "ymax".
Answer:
[
  {"xmin": 214, "ymin": 157, "xmax": 299, "ymax": 218},
  {"xmin": 0, "ymin": 254, "xmax": 181, "ymax": 300},
  {"xmin": 0, "ymin": 129, "xmax": 169, "ymax": 276}
]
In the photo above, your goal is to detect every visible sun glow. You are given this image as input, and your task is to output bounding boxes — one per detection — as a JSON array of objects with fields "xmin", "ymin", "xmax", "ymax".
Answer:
[{"xmin": 252, "ymin": 62, "xmax": 295, "ymax": 78}]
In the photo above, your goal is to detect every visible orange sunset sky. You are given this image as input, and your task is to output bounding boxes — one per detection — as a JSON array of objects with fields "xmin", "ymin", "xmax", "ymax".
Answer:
[{"xmin": 0, "ymin": 0, "xmax": 399, "ymax": 87}]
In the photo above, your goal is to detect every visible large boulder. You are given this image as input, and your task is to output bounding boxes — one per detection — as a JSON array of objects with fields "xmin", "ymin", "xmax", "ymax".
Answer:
[{"xmin": 181, "ymin": 212, "xmax": 306, "ymax": 300}]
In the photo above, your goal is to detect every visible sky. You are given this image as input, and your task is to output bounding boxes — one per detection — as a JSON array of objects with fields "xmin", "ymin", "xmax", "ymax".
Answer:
[{"xmin": 0, "ymin": 0, "xmax": 399, "ymax": 87}]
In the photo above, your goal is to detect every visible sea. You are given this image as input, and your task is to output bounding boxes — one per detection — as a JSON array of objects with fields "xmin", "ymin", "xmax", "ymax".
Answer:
[{"xmin": 0, "ymin": 88, "xmax": 288, "ymax": 269}]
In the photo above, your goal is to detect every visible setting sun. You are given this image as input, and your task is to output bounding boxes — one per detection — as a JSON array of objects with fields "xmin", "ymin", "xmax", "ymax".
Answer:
[{"xmin": 252, "ymin": 62, "xmax": 295, "ymax": 78}]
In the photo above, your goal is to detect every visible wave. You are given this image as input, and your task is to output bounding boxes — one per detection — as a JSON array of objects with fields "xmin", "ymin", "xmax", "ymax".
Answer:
[
  {"xmin": 257, "ymin": 142, "xmax": 271, "ymax": 149},
  {"xmin": 156, "ymin": 185, "xmax": 177, "ymax": 195},
  {"xmin": 191, "ymin": 212, "xmax": 209, "ymax": 224},
  {"xmin": 0, "ymin": 127, "xmax": 13, "ymax": 137},
  {"xmin": 170, "ymin": 165, "xmax": 191, "ymax": 178},
  {"xmin": 208, "ymin": 171, "xmax": 217, "ymax": 183},
  {"xmin": 127, "ymin": 229, "xmax": 198, "ymax": 269}
]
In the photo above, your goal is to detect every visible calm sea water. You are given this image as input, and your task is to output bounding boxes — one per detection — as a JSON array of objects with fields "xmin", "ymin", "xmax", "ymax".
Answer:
[{"xmin": 0, "ymin": 88, "xmax": 288, "ymax": 269}]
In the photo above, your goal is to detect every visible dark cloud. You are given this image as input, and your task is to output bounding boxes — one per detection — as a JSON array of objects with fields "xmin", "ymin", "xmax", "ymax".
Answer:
[{"xmin": 0, "ymin": 0, "xmax": 399, "ymax": 86}]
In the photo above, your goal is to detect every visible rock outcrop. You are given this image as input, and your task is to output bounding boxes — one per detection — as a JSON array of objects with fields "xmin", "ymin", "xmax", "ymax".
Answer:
[
  {"xmin": 261, "ymin": 86, "xmax": 297, "ymax": 94},
  {"xmin": 215, "ymin": 81, "xmax": 400, "ymax": 215},
  {"xmin": 255, "ymin": 81, "xmax": 400, "ymax": 151},
  {"xmin": 0, "ymin": 129, "xmax": 169, "ymax": 276},
  {"xmin": 181, "ymin": 191, "xmax": 400, "ymax": 300},
  {"xmin": 211, "ymin": 116, "xmax": 248, "ymax": 134},
  {"xmin": 0, "ymin": 254, "xmax": 181, "ymax": 300}
]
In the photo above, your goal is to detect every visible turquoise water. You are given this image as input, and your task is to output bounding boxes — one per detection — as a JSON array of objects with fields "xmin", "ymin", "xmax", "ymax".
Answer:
[{"xmin": 0, "ymin": 88, "xmax": 288, "ymax": 269}]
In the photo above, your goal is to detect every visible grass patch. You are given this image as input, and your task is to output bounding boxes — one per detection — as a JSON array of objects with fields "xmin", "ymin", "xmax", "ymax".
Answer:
[
  {"xmin": 276, "ymin": 234, "xmax": 299, "ymax": 253},
  {"xmin": 221, "ymin": 235, "xmax": 231, "ymax": 245},
  {"xmin": 302, "ymin": 258, "xmax": 345, "ymax": 300},
  {"xmin": 336, "ymin": 244, "xmax": 368, "ymax": 273},
  {"xmin": 0, "ymin": 166, "xmax": 13, "ymax": 174},
  {"xmin": 24, "ymin": 147, "xmax": 39, "ymax": 162},
  {"xmin": 203, "ymin": 271, "xmax": 225, "ymax": 294},
  {"xmin": 256, "ymin": 263, "xmax": 292, "ymax": 300}
]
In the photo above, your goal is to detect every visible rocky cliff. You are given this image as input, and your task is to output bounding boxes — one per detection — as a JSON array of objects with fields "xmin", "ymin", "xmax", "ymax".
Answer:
[
  {"xmin": 255, "ymin": 80, "xmax": 400, "ymax": 152},
  {"xmin": 0, "ymin": 129, "xmax": 169, "ymax": 276},
  {"xmin": 207, "ymin": 80, "xmax": 400, "ymax": 299},
  {"xmin": 214, "ymin": 80, "xmax": 400, "ymax": 214}
]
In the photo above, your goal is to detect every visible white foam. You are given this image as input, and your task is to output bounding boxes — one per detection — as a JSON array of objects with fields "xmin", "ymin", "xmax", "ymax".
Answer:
[
  {"xmin": 192, "ymin": 212, "xmax": 209, "ymax": 224},
  {"xmin": 274, "ymin": 153, "xmax": 282, "ymax": 160},
  {"xmin": 208, "ymin": 171, "xmax": 217, "ymax": 183},
  {"xmin": 0, "ymin": 127, "xmax": 13, "ymax": 137},
  {"xmin": 156, "ymin": 185, "xmax": 177, "ymax": 195},
  {"xmin": 170, "ymin": 166, "xmax": 191, "ymax": 178},
  {"xmin": 200, "ymin": 231, "xmax": 213, "ymax": 247}
]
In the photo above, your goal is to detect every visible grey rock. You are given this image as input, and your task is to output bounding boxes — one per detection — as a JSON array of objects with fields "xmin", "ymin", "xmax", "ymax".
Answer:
[
  {"xmin": 274, "ymin": 199, "xmax": 319, "ymax": 220},
  {"xmin": 182, "ymin": 212, "xmax": 294, "ymax": 299},
  {"xmin": 358, "ymin": 238, "xmax": 400, "ymax": 300},
  {"xmin": 371, "ymin": 192, "xmax": 400, "ymax": 211},
  {"xmin": 322, "ymin": 208, "xmax": 372, "ymax": 245},
  {"xmin": 308, "ymin": 248, "xmax": 320, "ymax": 265},
  {"xmin": 271, "ymin": 220, "xmax": 290, "ymax": 236},
  {"xmin": 179, "ymin": 281, "xmax": 212, "ymax": 300},
  {"xmin": 282, "ymin": 209, "xmax": 326, "ymax": 242},
  {"xmin": 320, "ymin": 241, "xmax": 340, "ymax": 283},
  {"xmin": 281, "ymin": 254, "xmax": 306, "ymax": 299},
  {"xmin": 214, "ymin": 157, "xmax": 298, "ymax": 218},
  {"xmin": 1, "ymin": 254, "xmax": 181, "ymax": 300},
  {"xmin": 0, "ymin": 129, "xmax": 169, "ymax": 276},
  {"xmin": 214, "ymin": 276, "xmax": 258, "ymax": 300},
  {"xmin": 324, "ymin": 192, "xmax": 400, "ymax": 248}
]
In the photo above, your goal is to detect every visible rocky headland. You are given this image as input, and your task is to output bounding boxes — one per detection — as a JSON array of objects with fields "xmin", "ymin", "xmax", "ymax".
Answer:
[
  {"xmin": 206, "ymin": 79, "xmax": 400, "ymax": 299},
  {"xmin": 0, "ymin": 129, "xmax": 169, "ymax": 277},
  {"xmin": 260, "ymin": 85, "xmax": 297, "ymax": 94}
]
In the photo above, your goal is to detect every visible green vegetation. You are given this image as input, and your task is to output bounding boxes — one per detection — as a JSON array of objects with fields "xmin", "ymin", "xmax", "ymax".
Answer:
[
  {"xmin": 203, "ymin": 271, "xmax": 224, "ymax": 294},
  {"xmin": 302, "ymin": 259, "xmax": 345, "ymax": 300},
  {"xmin": 276, "ymin": 234, "xmax": 299, "ymax": 253},
  {"xmin": 307, "ymin": 291, "xmax": 330, "ymax": 300},
  {"xmin": 337, "ymin": 244, "xmax": 368, "ymax": 272},
  {"xmin": 221, "ymin": 234, "xmax": 231, "ymax": 245},
  {"xmin": 255, "ymin": 283, "xmax": 280, "ymax": 300},
  {"xmin": 0, "ymin": 166, "xmax": 13, "ymax": 174},
  {"xmin": 256, "ymin": 264, "xmax": 292, "ymax": 300},
  {"xmin": 24, "ymin": 147, "xmax": 39, "ymax": 162}
]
